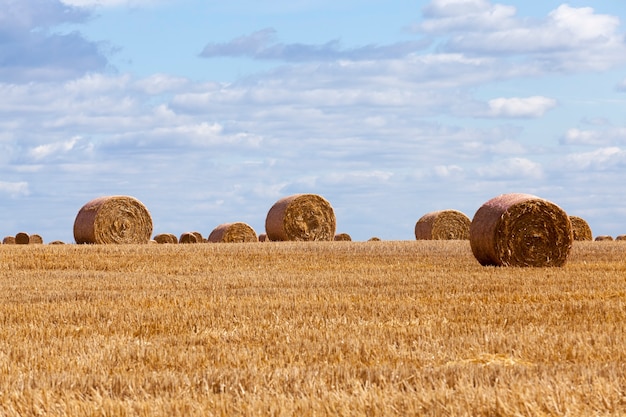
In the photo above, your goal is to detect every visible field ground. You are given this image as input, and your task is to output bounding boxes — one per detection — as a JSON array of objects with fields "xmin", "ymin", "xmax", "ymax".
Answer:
[{"xmin": 0, "ymin": 240, "xmax": 625, "ymax": 416}]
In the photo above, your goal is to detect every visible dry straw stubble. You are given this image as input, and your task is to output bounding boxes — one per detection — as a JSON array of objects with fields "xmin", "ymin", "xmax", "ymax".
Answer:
[
  {"xmin": 265, "ymin": 194, "xmax": 336, "ymax": 241},
  {"xmin": 73, "ymin": 195, "xmax": 153, "ymax": 244},
  {"xmin": 470, "ymin": 193, "xmax": 573, "ymax": 267},
  {"xmin": 414, "ymin": 209, "xmax": 471, "ymax": 240},
  {"xmin": 208, "ymin": 222, "xmax": 258, "ymax": 243}
]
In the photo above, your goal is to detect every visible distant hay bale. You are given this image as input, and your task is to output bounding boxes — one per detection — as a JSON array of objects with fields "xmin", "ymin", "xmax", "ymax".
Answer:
[
  {"xmin": 15, "ymin": 232, "xmax": 30, "ymax": 245},
  {"xmin": 73, "ymin": 195, "xmax": 153, "ymax": 244},
  {"xmin": 179, "ymin": 232, "xmax": 198, "ymax": 244},
  {"xmin": 414, "ymin": 209, "xmax": 470, "ymax": 240},
  {"xmin": 3, "ymin": 236, "xmax": 16, "ymax": 244},
  {"xmin": 595, "ymin": 235, "xmax": 613, "ymax": 242},
  {"xmin": 48, "ymin": 240, "xmax": 65, "ymax": 245},
  {"xmin": 616, "ymin": 235, "xmax": 626, "ymax": 241},
  {"xmin": 265, "ymin": 194, "xmax": 336, "ymax": 241},
  {"xmin": 29, "ymin": 234, "xmax": 43, "ymax": 244},
  {"xmin": 334, "ymin": 233, "xmax": 352, "ymax": 241},
  {"xmin": 154, "ymin": 233, "xmax": 178, "ymax": 244},
  {"xmin": 258, "ymin": 233, "xmax": 269, "ymax": 242},
  {"xmin": 368, "ymin": 237, "xmax": 381, "ymax": 241},
  {"xmin": 208, "ymin": 222, "xmax": 258, "ymax": 243},
  {"xmin": 469, "ymin": 193, "xmax": 573, "ymax": 267},
  {"xmin": 569, "ymin": 216, "xmax": 592, "ymax": 241}
]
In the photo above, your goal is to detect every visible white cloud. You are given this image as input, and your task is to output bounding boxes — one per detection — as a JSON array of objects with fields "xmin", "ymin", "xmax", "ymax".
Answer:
[
  {"xmin": 558, "ymin": 147, "xmax": 626, "ymax": 170},
  {"xmin": 476, "ymin": 157, "xmax": 543, "ymax": 180},
  {"xmin": 562, "ymin": 128, "xmax": 626, "ymax": 146},
  {"xmin": 0, "ymin": 181, "xmax": 30, "ymax": 197},
  {"xmin": 420, "ymin": 0, "xmax": 517, "ymax": 32},
  {"xmin": 487, "ymin": 96, "xmax": 556, "ymax": 118}
]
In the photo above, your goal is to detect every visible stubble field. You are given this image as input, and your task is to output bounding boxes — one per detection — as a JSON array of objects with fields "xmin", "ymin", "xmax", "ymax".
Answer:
[{"xmin": 0, "ymin": 240, "xmax": 625, "ymax": 416}]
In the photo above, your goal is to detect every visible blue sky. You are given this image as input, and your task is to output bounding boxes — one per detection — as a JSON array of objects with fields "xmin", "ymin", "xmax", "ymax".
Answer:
[{"xmin": 1, "ymin": 0, "xmax": 626, "ymax": 243}]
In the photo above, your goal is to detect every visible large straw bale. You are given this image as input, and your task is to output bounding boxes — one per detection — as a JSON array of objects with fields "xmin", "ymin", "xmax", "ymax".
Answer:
[
  {"xmin": 334, "ymin": 233, "xmax": 352, "ymax": 241},
  {"xmin": 470, "ymin": 193, "xmax": 573, "ymax": 267},
  {"xmin": 15, "ymin": 232, "xmax": 29, "ymax": 245},
  {"xmin": 569, "ymin": 216, "xmax": 592, "ymax": 241},
  {"xmin": 414, "ymin": 209, "xmax": 470, "ymax": 240},
  {"xmin": 179, "ymin": 232, "xmax": 198, "ymax": 244},
  {"xmin": 154, "ymin": 233, "xmax": 178, "ymax": 244},
  {"xmin": 29, "ymin": 234, "xmax": 43, "ymax": 244},
  {"xmin": 265, "ymin": 194, "xmax": 336, "ymax": 241},
  {"xmin": 208, "ymin": 222, "xmax": 258, "ymax": 243},
  {"xmin": 73, "ymin": 196, "xmax": 153, "ymax": 244}
]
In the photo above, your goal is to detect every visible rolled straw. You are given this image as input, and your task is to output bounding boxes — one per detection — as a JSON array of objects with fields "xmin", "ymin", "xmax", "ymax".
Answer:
[
  {"xmin": 470, "ymin": 193, "xmax": 573, "ymax": 267},
  {"xmin": 154, "ymin": 233, "xmax": 178, "ymax": 244},
  {"xmin": 414, "ymin": 209, "xmax": 470, "ymax": 240},
  {"xmin": 208, "ymin": 222, "xmax": 258, "ymax": 243},
  {"xmin": 595, "ymin": 235, "xmax": 613, "ymax": 242},
  {"xmin": 179, "ymin": 232, "xmax": 198, "ymax": 244},
  {"xmin": 569, "ymin": 216, "xmax": 592, "ymax": 241},
  {"xmin": 334, "ymin": 233, "xmax": 352, "ymax": 241},
  {"xmin": 3, "ymin": 236, "xmax": 16, "ymax": 244},
  {"xmin": 73, "ymin": 196, "xmax": 153, "ymax": 244},
  {"xmin": 265, "ymin": 194, "xmax": 336, "ymax": 241},
  {"xmin": 15, "ymin": 232, "xmax": 29, "ymax": 245}
]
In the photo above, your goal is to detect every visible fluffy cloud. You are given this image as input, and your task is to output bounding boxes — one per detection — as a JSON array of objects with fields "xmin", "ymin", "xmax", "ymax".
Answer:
[
  {"xmin": 0, "ymin": 181, "xmax": 30, "ymax": 197},
  {"xmin": 475, "ymin": 157, "xmax": 544, "ymax": 180},
  {"xmin": 486, "ymin": 96, "xmax": 557, "ymax": 118}
]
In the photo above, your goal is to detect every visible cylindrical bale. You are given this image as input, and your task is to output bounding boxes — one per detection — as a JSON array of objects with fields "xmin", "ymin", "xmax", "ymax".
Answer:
[
  {"xmin": 368, "ymin": 237, "xmax": 381, "ymax": 241},
  {"xmin": 616, "ymin": 235, "xmax": 626, "ymax": 241},
  {"xmin": 569, "ymin": 216, "xmax": 592, "ymax": 241},
  {"xmin": 414, "ymin": 209, "xmax": 471, "ymax": 240},
  {"xmin": 154, "ymin": 233, "xmax": 178, "ymax": 244},
  {"xmin": 179, "ymin": 232, "xmax": 198, "ymax": 244},
  {"xmin": 258, "ymin": 233, "xmax": 269, "ymax": 242},
  {"xmin": 595, "ymin": 235, "xmax": 613, "ymax": 241},
  {"xmin": 334, "ymin": 233, "xmax": 352, "ymax": 241},
  {"xmin": 48, "ymin": 240, "xmax": 65, "ymax": 245},
  {"xmin": 265, "ymin": 194, "xmax": 336, "ymax": 241},
  {"xmin": 191, "ymin": 231, "xmax": 204, "ymax": 243},
  {"xmin": 29, "ymin": 234, "xmax": 43, "ymax": 244},
  {"xmin": 3, "ymin": 236, "xmax": 16, "ymax": 244},
  {"xmin": 470, "ymin": 193, "xmax": 573, "ymax": 267},
  {"xmin": 73, "ymin": 196, "xmax": 153, "ymax": 244},
  {"xmin": 15, "ymin": 232, "xmax": 30, "ymax": 245},
  {"xmin": 208, "ymin": 222, "xmax": 258, "ymax": 243}
]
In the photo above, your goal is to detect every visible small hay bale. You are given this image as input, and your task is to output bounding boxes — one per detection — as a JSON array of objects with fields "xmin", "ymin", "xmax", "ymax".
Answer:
[
  {"xmin": 265, "ymin": 194, "xmax": 336, "ymax": 241},
  {"xmin": 258, "ymin": 233, "xmax": 269, "ymax": 242},
  {"xmin": 414, "ymin": 209, "xmax": 470, "ymax": 240},
  {"xmin": 208, "ymin": 222, "xmax": 258, "ymax": 243},
  {"xmin": 48, "ymin": 240, "xmax": 65, "ymax": 245},
  {"xmin": 29, "ymin": 234, "xmax": 43, "ymax": 244},
  {"xmin": 469, "ymin": 193, "xmax": 573, "ymax": 267},
  {"xmin": 3, "ymin": 236, "xmax": 16, "ymax": 244},
  {"xmin": 154, "ymin": 233, "xmax": 178, "ymax": 244},
  {"xmin": 179, "ymin": 232, "xmax": 198, "ymax": 244},
  {"xmin": 616, "ymin": 235, "xmax": 626, "ymax": 241},
  {"xmin": 334, "ymin": 233, "xmax": 352, "ymax": 241},
  {"xmin": 73, "ymin": 195, "xmax": 153, "ymax": 244},
  {"xmin": 595, "ymin": 235, "xmax": 613, "ymax": 241},
  {"xmin": 15, "ymin": 232, "xmax": 30, "ymax": 245},
  {"xmin": 569, "ymin": 216, "xmax": 592, "ymax": 241},
  {"xmin": 191, "ymin": 231, "xmax": 204, "ymax": 243},
  {"xmin": 368, "ymin": 237, "xmax": 381, "ymax": 241}
]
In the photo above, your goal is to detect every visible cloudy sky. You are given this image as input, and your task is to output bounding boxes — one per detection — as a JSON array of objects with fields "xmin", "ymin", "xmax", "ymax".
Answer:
[{"xmin": 1, "ymin": 0, "xmax": 626, "ymax": 243}]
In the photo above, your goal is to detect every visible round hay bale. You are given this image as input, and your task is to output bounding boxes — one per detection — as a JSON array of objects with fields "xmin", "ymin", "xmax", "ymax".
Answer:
[
  {"xmin": 368, "ymin": 237, "xmax": 381, "ymax": 241},
  {"xmin": 595, "ymin": 235, "xmax": 613, "ymax": 241},
  {"xmin": 265, "ymin": 194, "xmax": 336, "ymax": 241},
  {"xmin": 29, "ymin": 234, "xmax": 43, "ymax": 244},
  {"xmin": 616, "ymin": 235, "xmax": 626, "ymax": 241},
  {"xmin": 208, "ymin": 222, "xmax": 258, "ymax": 243},
  {"xmin": 191, "ymin": 231, "xmax": 204, "ymax": 243},
  {"xmin": 15, "ymin": 232, "xmax": 30, "ymax": 245},
  {"xmin": 469, "ymin": 193, "xmax": 573, "ymax": 267},
  {"xmin": 258, "ymin": 233, "xmax": 269, "ymax": 242},
  {"xmin": 48, "ymin": 240, "xmax": 65, "ymax": 245},
  {"xmin": 3, "ymin": 236, "xmax": 16, "ymax": 244},
  {"xmin": 334, "ymin": 233, "xmax": 352, "ymax": 241},
  {"xmin": 154, "ymin": 233, "xmax": 178, "ymax": 244},
  {"xmin": 73, "ymin": 196, "xmax": 153, "ymax": 244},
  {"xmin": 179, "ymin": 232, "xmax": 198, "ymax": 244},
  {"xmin": 569, "ymin": 216, "xmax": 592, "ymax": 241},
  {"xmin": 414, "ymin": 209, "xmax": 470, "ymax": 240}
]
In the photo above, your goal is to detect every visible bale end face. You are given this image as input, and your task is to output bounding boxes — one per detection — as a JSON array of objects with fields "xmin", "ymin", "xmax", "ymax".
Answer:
[
  {"xmin": 265, "ymin": 194, "xmax": 336, "ymax": 241},
  {"xmin": 415, "ymin": 210, "xmax": 470, "ymax": 240},
  {"xmin": 470, "ymin": 193, "xmax": 573, "ymax": 267},
  {"xmin": 208, "ymin": 222, "xmax": 258, "ymax": 243}
]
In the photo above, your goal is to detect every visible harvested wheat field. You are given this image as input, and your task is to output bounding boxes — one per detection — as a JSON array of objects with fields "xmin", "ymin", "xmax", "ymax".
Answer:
[{"xmin": 0, "ymin": 241, "xmax": 625, "ymax": 416}]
